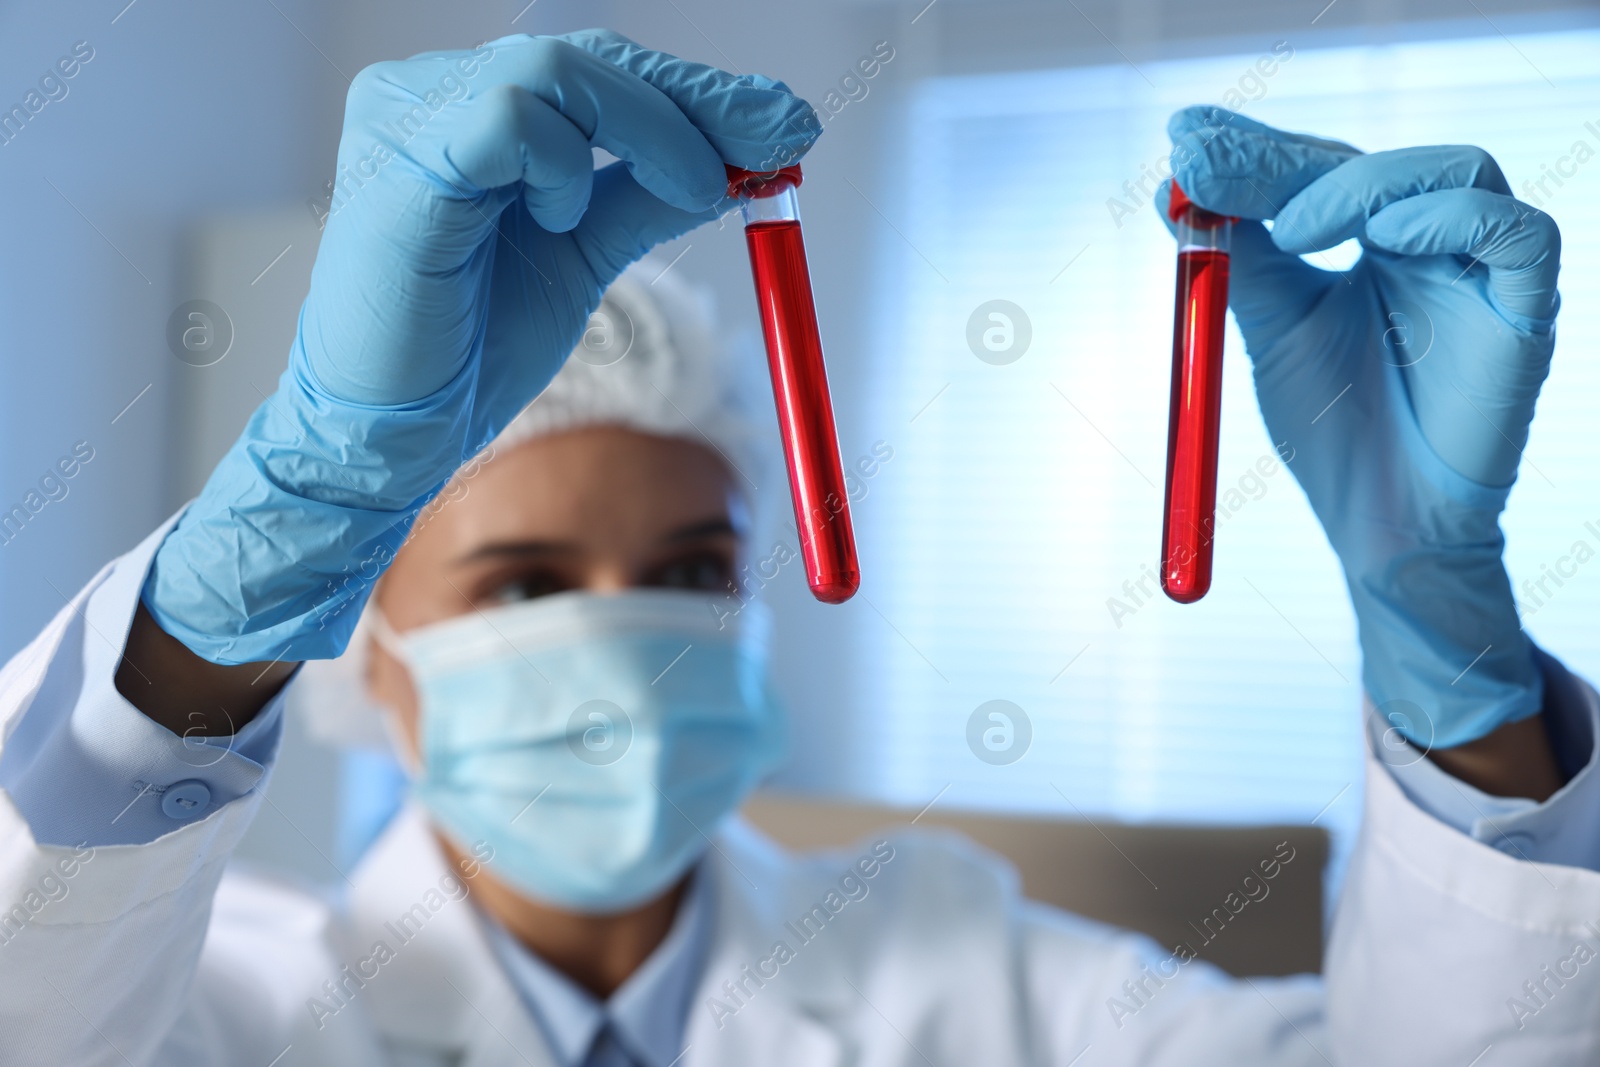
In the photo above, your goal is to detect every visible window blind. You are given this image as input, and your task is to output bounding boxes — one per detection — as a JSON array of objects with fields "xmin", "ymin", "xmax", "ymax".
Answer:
[{"xmin": 854, "ymin": 28, "xmax": 1600, "ymax": 858}]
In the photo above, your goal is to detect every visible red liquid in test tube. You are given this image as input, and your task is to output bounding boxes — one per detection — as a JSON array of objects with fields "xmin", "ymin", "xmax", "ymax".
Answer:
[
  {"xmin": 1160, "ymin": 182, "xmax": 1236, "ymax": 604},
  {"xmin": 727, "ymin": 165, "xmax": 860, "ymax": 604}
]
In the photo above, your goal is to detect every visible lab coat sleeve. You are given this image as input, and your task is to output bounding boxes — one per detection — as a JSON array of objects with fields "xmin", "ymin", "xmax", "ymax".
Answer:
[
  {"xmin": 1325, "ymin": 652, "xmax": 1600, "ymax": 1065},
  {"xmin": 1017, "ymin": 899, "xmax": 1330, "ymax": 1065},
  {"xmin": 1018, "ymin": 653, "xmax": 1600, "ymax": 1065},
  {"xmin": 0, "ymin": 515, "xmax": 288, "ymax": 1066},
  {"xmin": 0, "ymin": 512, "xmax": 286, "ymax": 847},
  {"xmin": 1375, "ymin": 646, "xmax": 1600, "ymax": 871}
]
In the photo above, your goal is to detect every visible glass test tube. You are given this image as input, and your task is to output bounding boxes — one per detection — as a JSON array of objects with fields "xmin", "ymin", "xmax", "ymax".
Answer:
[
  {"xmin": 727, "ymin": 164, "xmax": 860, "ymax": 604},
  {"xmin": 1160, "ymin": 182, "xmax": 1235, "ymax": 604}
]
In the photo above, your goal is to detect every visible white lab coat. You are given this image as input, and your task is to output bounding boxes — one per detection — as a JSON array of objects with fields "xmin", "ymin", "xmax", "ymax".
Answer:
[{"xmin": 3, "ymin": 541, "xmax": 1600, "ymax": 1066}]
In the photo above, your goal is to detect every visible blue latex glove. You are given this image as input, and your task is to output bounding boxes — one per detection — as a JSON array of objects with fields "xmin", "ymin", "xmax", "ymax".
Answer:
[
  {"xmin": 144, "ymin": 30, "xmax": 819, "ymax": 665},
  {"xmin": 1162, "ymin": 106, "xmax": 1561, "ymax": 749}
]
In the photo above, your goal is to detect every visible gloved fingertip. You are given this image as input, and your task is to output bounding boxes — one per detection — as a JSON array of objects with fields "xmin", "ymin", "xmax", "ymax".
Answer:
[
  {"xmin": 733, "ymin": 71, "xmax": 791, "ymax": 94},
  {"xmin": 774, "ymin": 95, "xmax": 822, "ymax": 142},
  {"xmin": 524, "ymin": 173, "xmax": 594, "ymax": 233},
  {"xmin": 636, "ymin": 159, "xmax": 725, "ymax": 213},
  {"xmin": 484, "ymin": 32, "xmax": 535, "ymax": 49},
  {"xmin": 1167, "ymin": 104, "xmax": 1225, "ymax": 140},
  {"xmin": 528, "ymin": 203, "xmax": 583, "ymax": 234},
  {"xmin": 1153, "ymin": 178, "xmax": 1172, "ymax": 213},
  {"xmin": 1168, "ymin": 133, "xmax": 1228, "ymax": 208},
  {"xmin": 710, "ymin": 96, "xmax": 822, "ymax": 173},
  {"xmin": 1356, "ymin": 206, "xmax": 1417, "ymax": 254},
  {"xmin": 568, "ymin": 26, "xmax": 630, "ymax": 44},
  {"xmin": 1268, "ymin": 192, "xmax": 1354, "ymax": 255},
  {"xmin": 1266, "ymin": 216, "xmax": 1318, "ymax": 256}
]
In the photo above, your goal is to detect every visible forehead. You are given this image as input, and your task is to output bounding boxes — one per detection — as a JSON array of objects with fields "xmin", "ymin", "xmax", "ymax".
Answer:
[{"xmin": 416, "ymin": 426, "xmax": 739, "ymax": 554}]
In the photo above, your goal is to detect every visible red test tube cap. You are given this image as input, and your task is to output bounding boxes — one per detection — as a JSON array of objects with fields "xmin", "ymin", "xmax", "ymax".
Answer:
[
  {"xmin": 1167, "ymin": 180, "xmax": 1238, "ymax": 227},
  {"xmin": 726, "ymin": 164, "xmax": 804, "ymax": 200}
]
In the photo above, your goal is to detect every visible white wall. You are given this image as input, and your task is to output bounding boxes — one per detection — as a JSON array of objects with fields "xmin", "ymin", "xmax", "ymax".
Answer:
[{"xmin": 0, "ymin": 0, "xmax": 338, "ymax": 655}]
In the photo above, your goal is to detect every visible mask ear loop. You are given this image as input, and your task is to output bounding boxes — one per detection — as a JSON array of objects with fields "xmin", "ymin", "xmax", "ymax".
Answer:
[
  {"xmin": 364, "ymin": 601, "xmax": 406, "ymax": 659},
  {"xmin": 362, "ymin": 603, "xmax": 426, "ymax": 778}
]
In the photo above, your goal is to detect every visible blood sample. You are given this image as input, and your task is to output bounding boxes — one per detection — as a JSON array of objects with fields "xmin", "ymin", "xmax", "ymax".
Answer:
[
  {"xmin": 1160, "ymin": 181, "xmax": 1236, "ymax": 604},
  {"xmin": 727, "ymin": 164, "xmax": 860, "ymax": 604}
]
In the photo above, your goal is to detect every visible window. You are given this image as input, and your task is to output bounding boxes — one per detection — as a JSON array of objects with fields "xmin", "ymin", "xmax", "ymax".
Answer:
[{"xmin": 857, "ymin": 27, "xmax": 1600, "ymax": 861}]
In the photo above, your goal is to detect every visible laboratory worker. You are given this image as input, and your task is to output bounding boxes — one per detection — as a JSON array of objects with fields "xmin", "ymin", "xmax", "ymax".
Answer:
[{"xmin": 0, "ymin": 29, "xmax": 1594, "ymax": 1067}]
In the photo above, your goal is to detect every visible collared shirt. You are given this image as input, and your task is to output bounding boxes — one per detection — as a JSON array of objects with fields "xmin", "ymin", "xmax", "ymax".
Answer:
[{"xmin": 478, "ymin": 865, "xmax": 713, "ymax": 1067}]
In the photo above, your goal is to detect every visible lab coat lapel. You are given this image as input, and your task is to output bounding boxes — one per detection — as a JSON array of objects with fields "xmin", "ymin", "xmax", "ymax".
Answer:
[
  {"xmin": 349, "ymin": 807, "xmax": 849, "ymax": 1067},
  {"xmin": 682, "ymin": 819, "xmax": 847, "ymax": 1067},
  {"xmin": 345, "ymin": 804, "xmax": 559, "ymax": 1067}
]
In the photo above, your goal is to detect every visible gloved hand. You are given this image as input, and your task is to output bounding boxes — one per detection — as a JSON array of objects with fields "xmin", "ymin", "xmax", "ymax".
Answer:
[
  {"xmin": 144, "ymin": 30, "xmax": 818, "ymax": 665},
  {"xmin": 1161, "ymin": 106, "xmax": 1561, "ymax": 749}
]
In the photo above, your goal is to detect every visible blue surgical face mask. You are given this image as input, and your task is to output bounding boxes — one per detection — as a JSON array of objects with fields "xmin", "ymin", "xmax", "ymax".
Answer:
[{"xmin": 370, "ymin": 589, "xmax": 786, "ymax": 914}]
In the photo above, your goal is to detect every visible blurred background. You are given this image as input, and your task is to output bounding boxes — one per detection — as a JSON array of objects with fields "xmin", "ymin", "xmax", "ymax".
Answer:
[{"xmin": 3, "ymin": 0, "xmax": 1598, "ymax": 974}]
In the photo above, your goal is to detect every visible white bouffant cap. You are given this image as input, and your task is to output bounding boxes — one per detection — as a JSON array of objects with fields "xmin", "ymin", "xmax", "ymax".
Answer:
[
  {"xmin": 292, "ymin": 257, "xmax": 779, "ymax": 750},
  {"xmin": 494, "ymin": 258, "xmax": 775, "ymax": 494}
]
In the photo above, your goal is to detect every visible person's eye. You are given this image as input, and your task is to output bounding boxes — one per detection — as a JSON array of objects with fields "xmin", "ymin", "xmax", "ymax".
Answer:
[
  {"xmin": 647, "ymin": 551, "xmax": 735, "ymax": 593},
  {"xmin": 487, "ymin": 569, "xmax": 570, "ymax": 604}
]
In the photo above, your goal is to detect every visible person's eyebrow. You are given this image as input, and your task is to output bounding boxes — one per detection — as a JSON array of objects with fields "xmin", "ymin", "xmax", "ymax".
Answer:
[
  {"xmin": 453, "ymin": 518, "xmax": 734, "ymax": 564},
  {"xmin": 661, "ymin": 517, "xmax": 738, "ymax": 544},
  {"xmin": 455, "ymin": 539, "xmax": 576, "ymax": 564}
]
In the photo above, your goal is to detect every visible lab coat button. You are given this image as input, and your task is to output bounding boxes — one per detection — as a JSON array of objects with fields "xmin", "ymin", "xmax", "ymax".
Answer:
[{"xmin": 161, "ymin": 780, "xmax": 212, "ymax": 820}]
